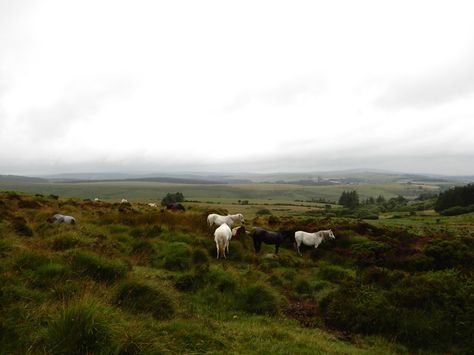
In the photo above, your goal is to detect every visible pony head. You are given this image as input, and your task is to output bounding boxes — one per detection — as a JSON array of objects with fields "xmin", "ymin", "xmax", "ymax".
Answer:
[
  {"xmin": 238, "ymin": 213, "xmax": 245, "ymax": 224},
  {"xmin": 327, "ymin": 229, "xmax": 335, "ymax": 240}
]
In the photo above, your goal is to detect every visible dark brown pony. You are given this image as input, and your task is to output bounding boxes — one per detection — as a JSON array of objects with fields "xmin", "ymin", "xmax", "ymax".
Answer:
[{"xmin": 251, "ymin": 227, "xmax": 294, "ymax": 255}]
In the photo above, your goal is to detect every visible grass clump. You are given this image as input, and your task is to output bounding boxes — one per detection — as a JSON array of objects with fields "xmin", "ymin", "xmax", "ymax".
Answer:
[
  {"xmin": 71, "ymin": 251, "xmax": 128, "ymax": 283},
  {"xmin": 114, "ymin": 280, "xmax": 175, "ymax": 319},
  {"xmin": 318, "ymin": 264, "xmax": 354, "ymax": 283},
  {"xmin": 51, "ymin": 235, "xmax": 80, "ymax": 251},
  {"xmin": 154, "ymin": 242, "xmax": 191, "ymax": 271},
  {"xmin": 11, "ymin": 217, "xmax": 33, "ymax": 237},
  {"xmin": 43, "ymin": 299, "xmax": 116, "ymax": 355},
  {"xmin": 238, "ymin": 283, "xmax": 281, "ymax": 315},
  {"xmin": 192, "ymin": 248, "xmax": 209, "ymax": 265}
]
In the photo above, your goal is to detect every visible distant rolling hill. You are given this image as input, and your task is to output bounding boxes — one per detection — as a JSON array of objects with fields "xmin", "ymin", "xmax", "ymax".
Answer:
[{"xmin": 0, "ymin": 175, "xmax": 48, "ymax": 183}]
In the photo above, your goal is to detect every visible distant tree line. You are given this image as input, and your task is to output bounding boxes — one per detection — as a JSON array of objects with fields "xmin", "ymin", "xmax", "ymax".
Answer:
[
  {"xmin": 434, "ymin": 184, "xmax": 474, "ymax": 214},
  {"xmin": 338, "ymin": 191, "xmax": 360, "ymax": 209}
]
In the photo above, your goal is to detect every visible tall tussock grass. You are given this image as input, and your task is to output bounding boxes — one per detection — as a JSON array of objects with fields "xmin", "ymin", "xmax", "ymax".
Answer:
[
  {"xmin": 113, "ymin": 279, "xmax": 176, "ymax": 320},
  {"xmin": 42, "ymin": 299, "xmax": 117, "ymax": 355},
  {"xmin": 71, "ymin": 251, "xmax": 129, "ymax": 283}
]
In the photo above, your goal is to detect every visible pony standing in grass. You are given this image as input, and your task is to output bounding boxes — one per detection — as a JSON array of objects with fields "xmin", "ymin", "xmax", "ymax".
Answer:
[
  {"xmin": 251, "ymin": 227, "xmax": 293, "ymax": 255},
  {"xmin": 207, "ymin": 213, "xmax": 245, "ymax": 228},
  {"xmin": 294, "ymin": 230, "xmax": 335, "ymax": 256},
  {"xmin": 214, "ymin": 223, "xmax": 232, "ymax": 259}
]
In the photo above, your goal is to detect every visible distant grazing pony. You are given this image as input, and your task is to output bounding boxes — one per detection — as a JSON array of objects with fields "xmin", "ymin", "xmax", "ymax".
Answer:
[
  {"xmin": 148, "ymin": 203, "xmax": 157, "ymax": 208},
  {"xmin": 94, "ymin": 197, "xmax": 100, "ymax": 202},
  {"xmin": 121, "ymin": 199, "xmax": 129, "ymax": 204},
  {"xmin": 166, "ymin": 203, "xmax": 185, "ymax": 211},
  {"xmin": 207, "ymin": 213, "xmax": 245, "ymax": 228},
  {"xmin": 294, "ymin": 230, "xmax": 335, "ymax": 256},
  {"xmin": 251, "ymin": 227, "xmax": 293, "ymax": 255},
  {"xmin": 47, "ymin": 213, "xmax": 76, "ymax": 225},
  {"xmin": 214, "ymin": 223, "xmax": 232, "ymax": 259}
]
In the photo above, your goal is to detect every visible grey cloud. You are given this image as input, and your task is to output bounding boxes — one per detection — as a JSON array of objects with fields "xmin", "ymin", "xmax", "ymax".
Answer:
[
  {"xmin": 376, "ymin": 46, "xmax": 474, "ymax": 109},
  {"xmin": 18, "ymin": 80, "xmax": 132, "ymax": 141}
]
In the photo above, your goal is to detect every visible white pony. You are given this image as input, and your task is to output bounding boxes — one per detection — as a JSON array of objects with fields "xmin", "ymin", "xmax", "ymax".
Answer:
[
  {"xmin": 93, "ymin": 197, "xmax": 100, "ymax": 202},
  {"xmin": 214, "ymin": 223, "xmax": 232, "ymax": 259},
  {"xmin": 121, "ymin": 198, "xmax": 129, "ymax": 204},
  {"xmin": 294, "ymin": 230, "xmax": 335, "ymax": 256},
  {"xmin": 207, "ymin": 213, "xmax": 245, "ymax": 228},
  {"xmin": 49, "ymin": 214, "xmax": 76, "ymax": 225},
  {"xmin": 148, "ymin": 203, "xmax": 157, "ymax": 208}
]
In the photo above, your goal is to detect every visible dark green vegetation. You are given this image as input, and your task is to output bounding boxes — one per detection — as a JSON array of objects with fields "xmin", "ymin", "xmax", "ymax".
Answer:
[
  {"xmin": 1, "ymin": 190, "xmax": 473, "ymax": 354},
  {"xmin": 161, "ymin": 192, "xmax": 185, "ymax": 206},
  {"xmin": 435, "ymin": 183, "xmax": 474, "ymax": 215}
]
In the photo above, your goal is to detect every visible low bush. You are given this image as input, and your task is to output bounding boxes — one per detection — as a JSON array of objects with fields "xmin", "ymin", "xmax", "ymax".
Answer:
[
  {"xmin": 154, "ymin": 242, "xmax": 191, "ymax": 271},
  {"xmin": 318, "ymin": 264, "xmax": 353, "ymax": 283},
  {"xmin": 256, "ymin": 208, "xmax": 272, "ymax": 216},
  {"xmin": 440, "ymin": 204, "xmax": 474, "ymax": 216},
  {"xmin": 191, "ymin": 248, "xmax": 209, "ymax": 265},
  {"xmin": 295, "ymin": 278, "xmax": 312, "ymax": 295},
  {"xmin": 207, "ymin": 267, "xmax": 237, "ymax": 292},
  {"xmin": 238, "ymin": 283, "xmax": 280, "ymax": 315},
  {"xmin": 114, "ymin": 280, "xmax": 175, "ymax": 319},
  {"xmin": 424, "ymin": 238, "xmax": 473, "ymax": 269}
]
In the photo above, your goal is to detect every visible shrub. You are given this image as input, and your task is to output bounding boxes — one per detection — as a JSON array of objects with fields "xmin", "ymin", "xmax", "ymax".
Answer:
[
  {"xmin": 295, "ymin": 278, "xmax": 312, "ymax": 295},
  {"xmin": 268, "ymin": 215, "xmax": 280, "ymax": 225},
  {"xmin": 322, "ymin": 284, "xmax": 398, "ymax": 334},
  {"xmin": 71, "ymin": 251, "xmax": 128, "ymax": 283},
  {"xmin": 318, "ymin": 264, "xmax": 353, "ymax": 283},
  {"xmin": 161, "ymin": 192, "xmax": 184, "ymax": 206},
  {"xmin": 351, "ymin": 240, "xmax": 390, "ymax": 266},
  {"xmin": 424, "ymin": 239, "xmax": 473, "ymax": 269},
  {"xmin": 155, "ymin": 242, "xmax": 191, "ymax": 271},
  {"xmin": 43, "ymin": 300, "xmax": 116, "ymax": 355},
  {"xmin": 238, "ymin": 284, "xmax": 280, "ymax": 315},
  {"xmin": 129, "ymin": 225, "xmax": 162, "ymax": 239},
  {"xmin": 192, "ymin": 248, "xmax": 209, "ymax": 265},
  {"xmin": 207, "ymin": 267, "xmax": 237, "ymax": 292},
  {"xmin": 440, "ymin": 204, "xmax": 474, "ymax": 216},
  {"xmin": 175, "ymin": 272, "xmax": 204, "ymax": 292},
  {"xmin": 114, "ymin": 280, "xmax": 175, "ymax": 319},
  {"xmin": 256, "ymin": 208, "xmax": 272, "ymax": 216}
]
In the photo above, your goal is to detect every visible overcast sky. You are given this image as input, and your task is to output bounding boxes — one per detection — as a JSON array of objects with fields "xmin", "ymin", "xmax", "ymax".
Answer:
[{"xmin": 1, "ymin": 0, "xmax": 474, "ymax": 175}]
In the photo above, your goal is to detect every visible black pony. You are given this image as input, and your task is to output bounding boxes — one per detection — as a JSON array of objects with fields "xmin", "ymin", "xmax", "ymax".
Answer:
[{"xmin": 251, "ymin": 227, "xmax": 294, "ymax": 255}]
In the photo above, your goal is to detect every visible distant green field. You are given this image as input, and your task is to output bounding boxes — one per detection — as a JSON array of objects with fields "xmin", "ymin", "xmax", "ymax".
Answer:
[{"xmin": 0, "ymin": 180, "xmax": 441, "ymax": 204}]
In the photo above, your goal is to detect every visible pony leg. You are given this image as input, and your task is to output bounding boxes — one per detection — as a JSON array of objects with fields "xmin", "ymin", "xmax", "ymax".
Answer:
[
  {"xmin": 297, "ymin": 242, "xmax": 302, "ymax": 256},
  {"xmin": 216, "ymin": 242, "xmax": 219, "ymax": 259}
]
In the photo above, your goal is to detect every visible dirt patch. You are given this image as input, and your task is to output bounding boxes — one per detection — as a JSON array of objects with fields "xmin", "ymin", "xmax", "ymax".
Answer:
[{"xmin": 283, "ymin": 298, "xmax": 318, "ymax": 328}]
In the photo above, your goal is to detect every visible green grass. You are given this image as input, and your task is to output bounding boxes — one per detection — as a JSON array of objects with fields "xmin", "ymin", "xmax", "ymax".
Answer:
[{"xmin": 1, "ymin": 189, "xmax": 473, "ymax": 354}]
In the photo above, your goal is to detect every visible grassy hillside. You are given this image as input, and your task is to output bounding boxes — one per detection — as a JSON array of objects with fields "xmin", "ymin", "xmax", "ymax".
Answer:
[{"xmin": 1, "ymin": 191, "xmax": 473, "ymax": 354}]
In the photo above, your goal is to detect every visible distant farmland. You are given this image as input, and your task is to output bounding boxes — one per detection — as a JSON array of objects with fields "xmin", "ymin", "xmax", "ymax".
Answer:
[{"xmin": 0, "ymin": 180, "xmax": 442, "ymax": 204}]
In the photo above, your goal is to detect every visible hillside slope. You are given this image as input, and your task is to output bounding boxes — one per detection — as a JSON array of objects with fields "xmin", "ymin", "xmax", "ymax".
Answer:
[{"xmin": 1, "ymin": 191, "xmax": 473, "ymax": 354}]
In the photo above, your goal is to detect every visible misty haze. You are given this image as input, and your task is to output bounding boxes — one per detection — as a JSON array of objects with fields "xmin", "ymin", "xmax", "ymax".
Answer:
[{"xmin": 1, "ymin": 1, "xmax": 474, "ymax": 354}]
